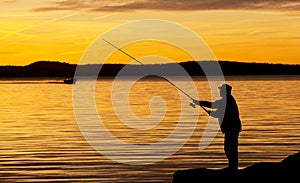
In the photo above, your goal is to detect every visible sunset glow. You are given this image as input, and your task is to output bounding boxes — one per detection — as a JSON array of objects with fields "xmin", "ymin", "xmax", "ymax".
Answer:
[
  {"xmin": 0, "ymin": 1, "xmax": 299, "ymax": 65},
  {"xmin": 1, "ymin": 1, "xmax": 300, "ymax": 182}
]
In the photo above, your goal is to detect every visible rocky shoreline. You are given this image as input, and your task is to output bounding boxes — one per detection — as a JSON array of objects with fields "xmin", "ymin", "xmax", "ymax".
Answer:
[{"xmin": 173, "ymin": 151, "xmax": 299, "ymax": 183}]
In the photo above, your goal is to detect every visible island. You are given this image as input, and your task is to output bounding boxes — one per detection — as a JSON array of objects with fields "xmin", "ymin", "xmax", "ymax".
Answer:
[{"xmin": 0, "ymin": 60, "xmax": 299, "ymax": 78}]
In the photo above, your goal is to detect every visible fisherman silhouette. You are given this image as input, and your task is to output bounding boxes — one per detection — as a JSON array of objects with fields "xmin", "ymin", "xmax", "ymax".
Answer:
[{"xmin": 193, "ymin": 84, "xmax": 242, "ymax": 171}]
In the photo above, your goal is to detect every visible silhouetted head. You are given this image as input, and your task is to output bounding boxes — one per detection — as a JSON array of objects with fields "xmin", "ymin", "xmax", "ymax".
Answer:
[{"xmin": 219, "ymin": 84, "xmax": 232, "ymax": 97}]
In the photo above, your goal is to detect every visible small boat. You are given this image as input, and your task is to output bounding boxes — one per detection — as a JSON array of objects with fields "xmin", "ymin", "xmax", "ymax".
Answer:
[{"xmin": 64, "ymin": 77, "xmax": 77, "ymax": 84}]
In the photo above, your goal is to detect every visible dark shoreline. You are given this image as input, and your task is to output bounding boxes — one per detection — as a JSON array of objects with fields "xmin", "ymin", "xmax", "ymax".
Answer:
[
  {"xmin": 173, "ymin": 151, "xmax": 300, "ymax": 183},
  {"xmin": 0, "ymin": 75, "xmax": 299, "ymax": 81},
  {"xmin": 0, "ymin": 61, "xmax": 299, "ymax": 78}
]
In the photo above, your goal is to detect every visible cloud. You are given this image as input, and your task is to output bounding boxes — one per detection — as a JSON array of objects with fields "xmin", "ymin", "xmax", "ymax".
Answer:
[
  {"xmin": 0, "ymin": 51, "xmax": 20, "ymax": 55},
  {"xmin": 32, "ymin": 0, "xmax": 300, "ymax": 12},
  {"xmin": 1, "ymin": 0, "xmax": 16, "ymax": 3},
  {"xmin": 0, "ymin": 0, "xmax": 16, "ymax": 5}
]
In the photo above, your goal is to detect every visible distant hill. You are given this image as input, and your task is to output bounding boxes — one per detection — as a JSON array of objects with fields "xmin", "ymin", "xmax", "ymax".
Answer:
[
  {"xmin": 0, "ymin": 61, "xmax": 77, "ymax": 78},
  {"xmin": 0, "ymin": 60, "xmax": 299, "ymax": 77}
]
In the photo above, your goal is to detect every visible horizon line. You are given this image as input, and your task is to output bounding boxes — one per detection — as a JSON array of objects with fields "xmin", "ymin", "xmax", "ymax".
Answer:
[{"xmin": 1, "ymin": 60, "xmax": 300, "ymax": 67}]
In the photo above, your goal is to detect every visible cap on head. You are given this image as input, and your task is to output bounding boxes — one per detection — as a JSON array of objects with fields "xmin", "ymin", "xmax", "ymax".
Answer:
[{"xmin": 218, "ymin": 84, "xmax": 232, "ymax": 92}]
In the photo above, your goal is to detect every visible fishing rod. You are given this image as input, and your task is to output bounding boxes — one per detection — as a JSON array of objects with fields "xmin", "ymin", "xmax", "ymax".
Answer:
[
  {"xmin": 102, "ymin": 38, "xmax": 144, "ymax": 65},
  {"xmin": 102, "ymin": 38, "xmax": 209, "ymax": 113}
]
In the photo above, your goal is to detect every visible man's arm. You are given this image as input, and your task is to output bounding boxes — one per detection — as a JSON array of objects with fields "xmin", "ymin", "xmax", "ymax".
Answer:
[{"xmin": 192, "ymin": 99, "xmax": 212, "ymax": 108}]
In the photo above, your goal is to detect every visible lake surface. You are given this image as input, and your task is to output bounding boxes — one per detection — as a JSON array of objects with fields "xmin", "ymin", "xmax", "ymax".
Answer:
[{"xmin": 0, "ymin": 75, "xmax": 299, "ymax": 182}]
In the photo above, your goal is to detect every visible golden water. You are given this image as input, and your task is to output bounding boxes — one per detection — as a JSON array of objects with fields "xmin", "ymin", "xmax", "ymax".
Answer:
[{"xmin": 0, "ymin": 76, "xmax": 299, "ymax": 182}]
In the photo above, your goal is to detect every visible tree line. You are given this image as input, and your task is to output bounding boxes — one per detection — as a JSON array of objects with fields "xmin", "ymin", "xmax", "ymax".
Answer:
[{"xmin": 0, "ymin": 60, "xmax": 299, "ymax": 77}]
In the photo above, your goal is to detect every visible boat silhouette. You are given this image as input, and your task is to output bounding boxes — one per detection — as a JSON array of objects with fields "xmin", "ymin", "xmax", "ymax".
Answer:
[{"xmin": 63, "ymin": 77, "xmax": 77, "ymax": 84}]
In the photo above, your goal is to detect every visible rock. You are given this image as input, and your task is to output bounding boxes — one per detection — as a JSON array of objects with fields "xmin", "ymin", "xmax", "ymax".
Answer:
[
  {"xmin": 280, "ymin": 151, "xmax": 300, "ymax": 177},
  {"xmin": 173, "ymin": 151, "xmax": 300, "ymax": 183}
]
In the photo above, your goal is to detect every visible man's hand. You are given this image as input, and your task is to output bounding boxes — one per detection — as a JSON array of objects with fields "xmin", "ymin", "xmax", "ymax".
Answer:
[{"xmin": 199, "ymin": 100, "xmax": 210, "ymax": 107}]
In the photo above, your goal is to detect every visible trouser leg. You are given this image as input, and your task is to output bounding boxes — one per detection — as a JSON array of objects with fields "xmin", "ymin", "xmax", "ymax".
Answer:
[{"xmin": 224, "ymin": 132, "xmax": 239, "ymax": 169}]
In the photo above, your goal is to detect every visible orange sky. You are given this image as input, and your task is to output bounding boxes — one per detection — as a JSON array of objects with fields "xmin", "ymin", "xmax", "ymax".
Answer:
[{"xmin": 0, "ymin": 0, "xmax": 299, "ymax": 66}]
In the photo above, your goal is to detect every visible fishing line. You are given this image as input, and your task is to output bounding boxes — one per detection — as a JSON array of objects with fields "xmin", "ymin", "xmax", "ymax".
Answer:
[{"xmin": 102, "ymin": 38, "xmax": 209, "ymax": 113}]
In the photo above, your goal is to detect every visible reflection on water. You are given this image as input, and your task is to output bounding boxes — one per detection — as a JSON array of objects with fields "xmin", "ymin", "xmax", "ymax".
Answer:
[{"xmin": 0, "ymin": 76, "xmax": 299, "ymax": 182}]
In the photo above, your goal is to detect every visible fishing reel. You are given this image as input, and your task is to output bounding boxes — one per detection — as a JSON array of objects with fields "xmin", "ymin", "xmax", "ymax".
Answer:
[{"xmin": 189, "ymin": 102, "xmax": 196, "ymax": 108}]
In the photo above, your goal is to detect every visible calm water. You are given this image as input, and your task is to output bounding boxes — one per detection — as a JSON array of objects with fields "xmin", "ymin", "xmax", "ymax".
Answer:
[{"xmin": 0, "ymin": 76, "xmax": 299, "ymax": 182}]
